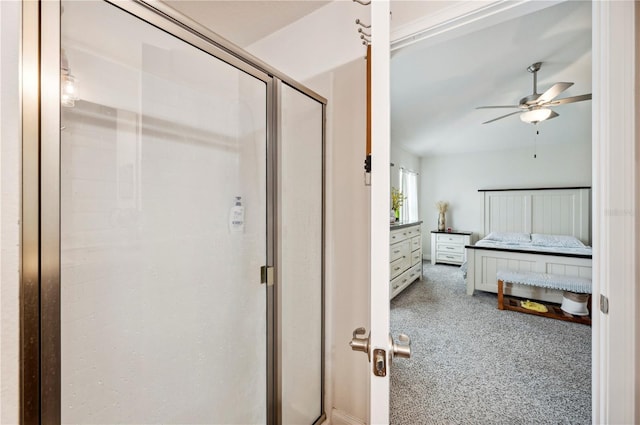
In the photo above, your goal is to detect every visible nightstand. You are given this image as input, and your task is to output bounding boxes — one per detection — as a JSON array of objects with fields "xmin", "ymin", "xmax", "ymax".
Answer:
[{"xmin": 430, "ymin": 230, "xmax": 476, "ymax": 265}]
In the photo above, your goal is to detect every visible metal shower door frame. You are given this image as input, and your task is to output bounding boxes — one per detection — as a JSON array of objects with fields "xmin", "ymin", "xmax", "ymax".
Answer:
[{"xmin": 20, "ymin": 1, "xmax": 326, "ymax": 423}]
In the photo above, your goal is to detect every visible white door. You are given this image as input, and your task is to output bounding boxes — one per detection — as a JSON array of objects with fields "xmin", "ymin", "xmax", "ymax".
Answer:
[{"xmin": 368, "ymin": 2, "xmax": 394, "ymax": 423}]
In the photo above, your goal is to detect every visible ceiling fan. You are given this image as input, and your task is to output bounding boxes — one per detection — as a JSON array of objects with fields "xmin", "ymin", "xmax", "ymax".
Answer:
[{"xmin": 477, "ymin": 62, "xmax": 592, "ymax": 125}]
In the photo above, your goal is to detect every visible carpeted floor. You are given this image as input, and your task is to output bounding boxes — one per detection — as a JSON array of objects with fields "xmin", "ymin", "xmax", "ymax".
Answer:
[{"xmin": 390, "ymin": 263, "xmax": 591, "ymax": 425}]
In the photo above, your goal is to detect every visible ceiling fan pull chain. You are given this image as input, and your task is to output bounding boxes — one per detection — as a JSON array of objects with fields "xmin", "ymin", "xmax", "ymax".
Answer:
[{"xmin": 533, "ymin": 128, "xmax": 539, "ymax": 158}]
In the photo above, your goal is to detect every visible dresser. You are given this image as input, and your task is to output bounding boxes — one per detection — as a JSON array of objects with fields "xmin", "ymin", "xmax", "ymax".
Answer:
[
  {"xmin": 430, "ymin": 230, "xmax": 475, "ymax": 265},
  {"xmin": 390, "ymin": 222, "xmax": 423, "ymax": 299}
]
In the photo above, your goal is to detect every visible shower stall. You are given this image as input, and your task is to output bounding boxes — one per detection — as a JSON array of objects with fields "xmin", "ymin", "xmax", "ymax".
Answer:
[{"xmin": 21, "ymin": 1, "xmax": 325, "ymax": 423}]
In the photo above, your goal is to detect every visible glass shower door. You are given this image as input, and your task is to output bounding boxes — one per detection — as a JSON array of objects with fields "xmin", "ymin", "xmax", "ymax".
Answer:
[{"xmin": 60, "ymin": 2, "xmax": 268, "ymax": 423}]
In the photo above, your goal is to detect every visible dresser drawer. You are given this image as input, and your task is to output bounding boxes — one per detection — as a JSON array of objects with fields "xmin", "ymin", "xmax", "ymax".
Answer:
[
  {"xmin": 390, "ymin": 229, "xmax": 408, "ymax": 244},
  {"xmin": 436, "ymin": 252, "xmax": 464, "ymax": 264},
  {"xmin": 411, "ymin": 248, "xmax": 422, "ymax": 266},
  {"xmin": 390, "ymin": 255, "xmax": 410, "ymax": 280},
  {"xmin": 390, "ymin": 271, "xmax": 405, "ymax": 297},
  {"xmin": 411, "ymin": 235, "xmax": 421, "ymax": 251},
  {"xmin": 405, "ymin": 225, "xmax": 421, "ymax": 239},
  {"xmin": 390, "ymin": 263, "xmax": 422, "ymax": 298},
  {"xmin": 391, "ymin": 225, "xmax": 421, "ymax": 244},
  {"xmin": 407, "ymin": 263, "xmax": 422, "ymax": 282},
  {"xmin": 436, "ymin": 233, "xmax": 464, "ymax": 244},
  {"xmin": 437, "ymin": 243, "xmax": 464, "ymax": 254},
  {"xmin": 390, "ymin": 240, "xmax": 410, "ymax": 262}
]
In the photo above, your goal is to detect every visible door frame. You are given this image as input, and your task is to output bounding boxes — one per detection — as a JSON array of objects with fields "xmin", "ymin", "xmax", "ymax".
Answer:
[{"xmin": 370, "ymin": 0, "xmax": 637, "ymax": 423}]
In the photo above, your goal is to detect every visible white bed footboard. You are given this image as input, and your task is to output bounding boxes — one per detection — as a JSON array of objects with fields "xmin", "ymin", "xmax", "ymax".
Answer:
[{"xmin": 466, "ymin": 247, "xmax": 592, "ymax": 303}]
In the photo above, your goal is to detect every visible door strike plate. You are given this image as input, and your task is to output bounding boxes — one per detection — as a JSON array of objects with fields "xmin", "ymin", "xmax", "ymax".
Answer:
[
  {"xmin": 600, "ymin": 294, "xmax": 609, "ymax": 314},
  {"xmin": 373, "ymin": 349, "xmax": 386, "ymax": 377}
]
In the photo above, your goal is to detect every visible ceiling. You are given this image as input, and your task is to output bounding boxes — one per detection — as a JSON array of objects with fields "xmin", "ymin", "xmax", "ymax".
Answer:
[
  {"xmin": 390, "ymin": 0, "xmax": 592, "ymax": 157},
  {"xmin": 164, "ymin": 0, "xmax": 592, "ymax": 158},
  {"xmin": 165, "ymin": 0, "xmax": 330, "ymax": 47}
]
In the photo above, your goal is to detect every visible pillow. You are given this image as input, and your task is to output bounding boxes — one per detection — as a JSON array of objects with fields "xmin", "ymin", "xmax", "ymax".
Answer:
[
  {"xmin": 483, "ymin": 232, "xmax": 531, "ymax": 244},
  {"xmin": 531, "ymin": 233, "xmax": 586, "ymax": 248}
]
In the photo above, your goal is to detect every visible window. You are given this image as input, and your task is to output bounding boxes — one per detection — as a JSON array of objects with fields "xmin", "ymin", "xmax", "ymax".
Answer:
[{"xmin": 399, "ymin": 168, "xmax": 418, "ymax": 223}]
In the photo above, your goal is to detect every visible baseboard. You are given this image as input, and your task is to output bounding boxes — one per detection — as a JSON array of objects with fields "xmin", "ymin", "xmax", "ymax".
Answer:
[{"xmin": 331, "ymin": 408, "xmax": 366, "ymax": 425}]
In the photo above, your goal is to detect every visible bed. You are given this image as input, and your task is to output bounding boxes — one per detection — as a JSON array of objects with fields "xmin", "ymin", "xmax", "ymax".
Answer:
[{"xmin": 465, "ymin": 187, "xmax": 592, "ymax": 303}]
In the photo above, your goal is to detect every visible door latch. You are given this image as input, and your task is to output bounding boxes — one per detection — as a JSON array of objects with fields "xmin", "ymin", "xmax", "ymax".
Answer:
[{"xmin": 373, "ymin": 349, "xmax": 386, "ymax": 377}]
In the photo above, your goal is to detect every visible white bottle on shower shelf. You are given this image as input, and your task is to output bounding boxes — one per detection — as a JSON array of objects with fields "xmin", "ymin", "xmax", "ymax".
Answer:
[{"xmin": 229, "ymin": 196, "xmax": 245, "ymax": 233}]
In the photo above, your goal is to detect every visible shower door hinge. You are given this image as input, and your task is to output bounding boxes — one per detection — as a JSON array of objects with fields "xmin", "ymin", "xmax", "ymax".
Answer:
[{"xmin": 261, "ymin": 266, "xmax": 274, "ymax": 286}]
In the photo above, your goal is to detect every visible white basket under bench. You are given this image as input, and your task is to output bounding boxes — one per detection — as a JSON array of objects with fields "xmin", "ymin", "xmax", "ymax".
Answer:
[{"xmin": 496, "ymin": 270, "xmax": 592, "ymax": 325}]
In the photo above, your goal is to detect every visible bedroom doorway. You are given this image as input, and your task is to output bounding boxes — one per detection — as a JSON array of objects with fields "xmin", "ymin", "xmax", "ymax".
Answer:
[{"xmin": 388, "ymin": 1, "xmax": 595, "ymax": 423}]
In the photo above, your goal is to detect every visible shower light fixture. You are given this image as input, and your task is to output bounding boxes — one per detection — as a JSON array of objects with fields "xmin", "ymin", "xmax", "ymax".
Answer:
[{"xmin": 61, "ymin": 49, "xmax": 79, "ymax": 108}]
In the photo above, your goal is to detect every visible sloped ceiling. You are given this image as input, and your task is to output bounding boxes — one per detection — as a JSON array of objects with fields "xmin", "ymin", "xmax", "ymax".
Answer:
[{"xmin": 391, "ymin": 0, "xmax": 592, "ymax": 156}]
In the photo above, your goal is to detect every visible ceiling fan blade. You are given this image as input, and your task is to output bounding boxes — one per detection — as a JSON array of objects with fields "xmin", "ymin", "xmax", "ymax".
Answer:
[
  {"xmin": 476, "ymin": 105, "xmax": 521, "ymax": 109},
  {"xmin": 546, "ymin": 110, "xmax": 559, "ymax": 121},
  {"xmin": 548, "ymin": 93, "xmax": 592, "ymax": 105},
  {"xmin": 537, "ymin": 82, "xmax": 573, "ymax": 103},
  {"xmin": 481, "ymin": 111, "xmax": 521, "ymax": 124}
]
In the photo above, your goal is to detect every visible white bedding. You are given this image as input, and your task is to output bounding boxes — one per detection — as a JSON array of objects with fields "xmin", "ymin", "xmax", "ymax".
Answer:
[{"xmin": 474, "ymin": 238, "xmax": 593, "ymax": 255}]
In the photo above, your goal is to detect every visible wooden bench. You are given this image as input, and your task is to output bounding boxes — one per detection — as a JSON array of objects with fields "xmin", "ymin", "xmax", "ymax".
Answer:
[{"xmin": 496, "ymin": 270, "xmax": 592, "ymax": 325}]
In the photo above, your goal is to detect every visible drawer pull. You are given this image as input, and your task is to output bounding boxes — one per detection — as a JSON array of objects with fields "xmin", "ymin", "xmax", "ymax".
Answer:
[
  {"xmin": 393, "ymin": 250, "xmax": 400, "ymax": 254},
  {"xmin": 446, "ymin": 255, "xmax": 454, "ymax": 259},
  {"xmin": 402, "ymin": 279, "xmax": 407, "ymax": 283},
  {"xmin": 446, "ymin": 246, "xmax": 455, "ymax": 250},
  {"xmin": 394, "ymin": 266, "xmax": 401, "ymax": 271}
]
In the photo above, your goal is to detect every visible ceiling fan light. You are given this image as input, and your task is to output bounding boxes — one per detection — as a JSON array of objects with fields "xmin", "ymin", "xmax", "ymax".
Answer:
[{"xmin": 520, "ymin": 108, "xmax": 553, "ymax": 124}]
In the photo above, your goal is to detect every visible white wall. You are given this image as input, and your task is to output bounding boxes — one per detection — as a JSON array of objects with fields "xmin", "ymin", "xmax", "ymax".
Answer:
[
  {"xmin": 306, "ymin": 58, "xmax": 370, "ymax": 425},
  {"xmin": 419, "ymin": 142, "xmax": 592, "ymax": 259},
  {"xmin": 0, "ymin": 1, "xmax": 21, "ymax": 423}
]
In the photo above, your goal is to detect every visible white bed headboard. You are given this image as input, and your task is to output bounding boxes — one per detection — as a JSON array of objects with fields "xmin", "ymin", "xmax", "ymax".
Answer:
[{"xmin": 481, "ymin": 187, "xmax": 591, "ymax": 244}]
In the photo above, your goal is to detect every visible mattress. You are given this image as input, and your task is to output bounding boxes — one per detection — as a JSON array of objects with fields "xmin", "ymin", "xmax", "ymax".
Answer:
[
  {"xmin": 460, "ymin": 232, "xmax": 592, "ymax": 277},
  {"xmin": 471, "ymin": 232, "xmax": 593, "ymax": 256}
]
